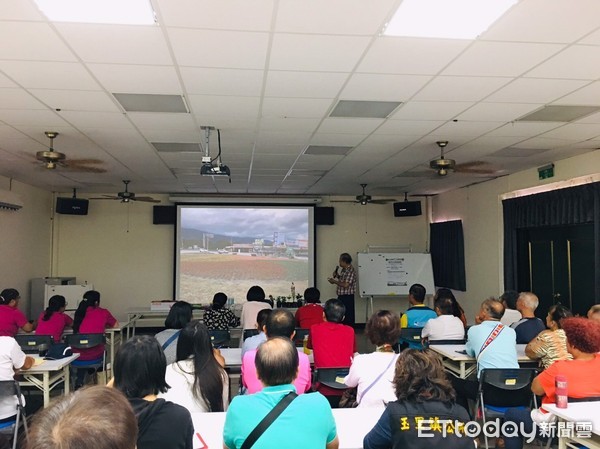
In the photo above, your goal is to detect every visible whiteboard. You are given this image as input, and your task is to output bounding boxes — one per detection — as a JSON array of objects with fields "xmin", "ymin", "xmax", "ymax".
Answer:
[{"xmin": 357, "ymin": 253, "xmax": 435, "ymax": 297}]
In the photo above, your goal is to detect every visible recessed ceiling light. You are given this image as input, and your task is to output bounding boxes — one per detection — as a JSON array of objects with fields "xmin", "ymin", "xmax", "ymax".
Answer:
[
  {"xmin": 330, "ymin": 100, "xmax": 402, "ymax": 118},
  {"xmin": 384, "ymin": 0, "xmax": 517, "ymax": 39},
  {"xmin": 33, "ymin": 0, "xmax": 156, "ymax": 25}
]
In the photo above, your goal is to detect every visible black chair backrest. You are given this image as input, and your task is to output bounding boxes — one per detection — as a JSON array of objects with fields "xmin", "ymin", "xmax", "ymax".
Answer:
[
  {"xmin": 479, "ymin": 368, "xmax": 537, "ymax": 408},
  {"xmin": 209, "ymin": 330, "xmax": 231, "ymax": 348},
  {"xmin": 293, "ymin": 328, "xmax": 309, "ymax": 347},
  {"xmin": 0, "ymin": 380, "xmax": 19, "ymax": 399},
  {"xmin": 315, "ymin": 367, "xmax": 350, "ymax": 390},
  {"xmin": 14, "ymin": 334, "xmax": 53, "ymax": 353},
  {"xmin": 65, "ymin": 333, "xmax": 105, "ymax": 349},
  {"xmin": 400, "ymin": 327, "xmax": 423, "ymax": 342},
  {"xmin": 243, "ymin": 329, "xmax": 259, "ymax": 341},
  {"xmin": 428, "ymin": 339, "xmax": 467, "ymax": 345}
]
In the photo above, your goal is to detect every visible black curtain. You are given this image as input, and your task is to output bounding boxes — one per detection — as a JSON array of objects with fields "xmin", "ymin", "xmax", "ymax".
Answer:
[
  {"xmin": 503, "ymin": 182, "xmax": 600, "ymax": 303},
  {"xmin": 430, "ymin": 220, "xmax": 466, "ymax": 291}
]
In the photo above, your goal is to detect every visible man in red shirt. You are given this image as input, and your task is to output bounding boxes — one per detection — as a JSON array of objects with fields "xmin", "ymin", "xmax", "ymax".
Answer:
[
  {"xmin": 295, "ymin": 287, "xmax": 323, "ymax": 329},
  {"xmin": 308, "ymin": 298, "xmax": 356, "ymax": 406}
]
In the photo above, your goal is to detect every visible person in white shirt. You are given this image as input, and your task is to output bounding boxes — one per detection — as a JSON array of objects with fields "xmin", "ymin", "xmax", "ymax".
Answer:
[
  {"xmin": 499, "ymin": 290, "xmax": 522, "ymax": 327},
  {"xmin": 421, "ymin": 296, "xmax": 465, "ymax": 342},
  {"xmin": 0, "ymin": 336, "xmax": 34, "ymax": 421},
  {"xmin": 344, "ymin": 310, "xmax": 400, "ymax": 408}
]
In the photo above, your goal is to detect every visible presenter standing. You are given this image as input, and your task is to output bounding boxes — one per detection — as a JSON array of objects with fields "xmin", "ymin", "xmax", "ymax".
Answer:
[{"xmin": 328, "ymin": 252, "xmax": 356, "ymax": 326}]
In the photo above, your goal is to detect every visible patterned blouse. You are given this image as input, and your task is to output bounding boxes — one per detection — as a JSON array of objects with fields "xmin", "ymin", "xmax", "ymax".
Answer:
[
  {"xmin": 526, "ymin": 328, "xmax": 572, "ymax": 369},
  {"xmin": 203, "ymin": 308, "xmax": 240, "ymax": 331}
]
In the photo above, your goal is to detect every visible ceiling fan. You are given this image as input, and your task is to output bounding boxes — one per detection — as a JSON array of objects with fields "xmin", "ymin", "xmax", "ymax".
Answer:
[
  {"xmin": 35, "ymin": 131, "xmax": 106, "ymax": 173},
  {"xmin": 331, "ymin": 184, "xmax": 397, "ymax": 205},
  {"xmin": 90, "ymin": 180, "xmax": 160, "ymax": 203},
  {"xmin": 429, "ymin": 140, "xmax": 500, "ymax": 176}
]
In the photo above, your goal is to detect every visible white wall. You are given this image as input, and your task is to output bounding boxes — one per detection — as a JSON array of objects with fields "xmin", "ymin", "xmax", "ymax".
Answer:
[
  {"xmin": 0, "ymin": 176, "xmax": 52, "ymax": 315},
  {"xmin": 432, "ymin": 150, "xmax": 600, "ymax": 322},
  {"xmin": 51, "ymin": 196, "xmax": 429, "ymax": 323}
]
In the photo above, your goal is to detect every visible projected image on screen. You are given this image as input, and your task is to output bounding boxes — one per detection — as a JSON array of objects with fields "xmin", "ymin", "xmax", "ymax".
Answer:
[{"xmin": 177, "ymin": 206, "xmax": 314, "ymax": 303}]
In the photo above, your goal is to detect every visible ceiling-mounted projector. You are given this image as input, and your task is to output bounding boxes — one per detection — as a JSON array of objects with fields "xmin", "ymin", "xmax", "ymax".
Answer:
[{"xmin": 199, "ymin": 126, "xmax": 232, "ymax": 182}]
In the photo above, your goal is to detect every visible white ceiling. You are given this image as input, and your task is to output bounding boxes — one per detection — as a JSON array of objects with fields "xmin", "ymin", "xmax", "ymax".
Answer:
[{"xmin": 1, "ymin": 0, "xmax": 600, "ymax": 198}]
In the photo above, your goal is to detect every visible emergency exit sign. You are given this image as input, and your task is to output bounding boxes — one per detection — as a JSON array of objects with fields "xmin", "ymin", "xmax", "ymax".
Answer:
[{"xmin": 538, "ymin": 163, "xmax": 554, "ymax": 180}]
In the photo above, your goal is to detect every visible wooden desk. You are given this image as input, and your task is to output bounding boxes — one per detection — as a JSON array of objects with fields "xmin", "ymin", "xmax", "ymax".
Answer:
[
  {"xmin": 19, "ymin": 354, "xmax": 80, "ymax": 408},
  {"xmin": 429, "ymin": 344, "xmax": 534, "ymax": 378},
  {"xmin": 542, "ymin": 402, "xmax": 600, "ymax": 449},
  {"xmin": 192, "ymin": 406, "xmax": 384, "ymax": 449}
]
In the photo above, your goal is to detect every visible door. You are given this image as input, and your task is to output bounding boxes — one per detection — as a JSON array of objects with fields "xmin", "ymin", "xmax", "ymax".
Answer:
[{"xmin": 516, "ymin": 223, "xmax": 594, "ymax": 318}]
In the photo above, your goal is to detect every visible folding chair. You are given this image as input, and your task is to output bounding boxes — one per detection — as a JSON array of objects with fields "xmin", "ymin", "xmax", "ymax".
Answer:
[
  {"xmin": 0, "ymin": 380, "xmax": 28, "ymax": 449},
  {"xmin": 208, "ymin": 330, "xmax": 231, "ymax": 348},
  {"xmin": 292, "ymin": 328, "xmax": 309, "ymax": 347},
  {"xmin": 399, "ymin": 327, "xmax": 424, "ymax": 349},
  {"xmin": 474, "ymin": 368, "xmax": 538, "ymax": 449},
  {"xmin": 14, "ymin": 334, "xmax": 53, "ymax": 355},
  {"xmin": 312, "ymin": 367, "xmax": 350, "ymax": 390},
  {"xmin": 65, "ymin": 333, "xmax": 106, "ymax": 388},
  {"xmin": 423, "ymin": 338, "xmax": 466, "ymax": 349},
  {"xmin": 242, "ymin": 329, "xmax": 259, "ymax": 341}
]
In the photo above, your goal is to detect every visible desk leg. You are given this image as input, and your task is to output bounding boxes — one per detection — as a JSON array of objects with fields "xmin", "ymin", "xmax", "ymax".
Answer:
[
  {"xmin": 64, "ymin": 365, "xmax": 71, "ymax": 396},
  {"xmin": 43, "ymin": 372, "xmax": 50, "ymax": 408},
  {"xmin": 460, "ymin": 361, "xmax": 465, "ymax": 379}
]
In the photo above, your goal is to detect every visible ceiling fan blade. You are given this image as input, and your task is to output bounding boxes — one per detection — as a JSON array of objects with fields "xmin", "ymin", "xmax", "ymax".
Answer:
[
  {"xmin": 369, "ymin": 199, "xmax": 397, "ymax": 204},
  {"xmin": 133, "ymin": 197, "xmax": 161, "ymax": 203},
  {"xmin": 330, "ymin": 200, "xmax": 359, "ymax": 203},
  {"xmin": 89, "ymin": 196, "xmax": 120, "ymax": 200}
]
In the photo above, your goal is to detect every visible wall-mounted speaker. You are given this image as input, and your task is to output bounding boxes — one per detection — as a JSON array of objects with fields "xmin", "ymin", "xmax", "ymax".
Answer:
[
  {"xmin": 153, "ymin": 205, "xmax": 176, "ymax": 225},
  {"xmin": 56, "ymin": 197, "xmax": 89, "ymax": 215},
  {"xmin": 393, "ymin": 201, "xmax": 422, "ymax": 217},
  {"xmin": 315, "ymin": 207, "xmax": 334, "ymax": 225}
]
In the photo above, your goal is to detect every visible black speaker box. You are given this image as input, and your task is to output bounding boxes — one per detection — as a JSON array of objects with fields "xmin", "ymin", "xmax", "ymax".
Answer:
[
  {"xmin": 153, "ymin": 205, "xmax": 176, "ymax": 225},
  {"xmin": 315, "ymin": 207, "xmax": 334, "ymax": 225},
  {"xmin": 56, "ymin": 197, "xmax": 89, "ymax": 215},
  {"xmin": 393, "ymin": 201, "xmax": 422, "ymax": 217}
]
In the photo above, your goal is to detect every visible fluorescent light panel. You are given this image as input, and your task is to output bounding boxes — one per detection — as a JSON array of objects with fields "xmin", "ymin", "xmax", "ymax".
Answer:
[
  {"xmin": 33, "ymin": 0, "xmax": 155, "ymax": 25},
  {"xmin": 384, "ymin": 0, "xmax": 517, "ymax": 39}
]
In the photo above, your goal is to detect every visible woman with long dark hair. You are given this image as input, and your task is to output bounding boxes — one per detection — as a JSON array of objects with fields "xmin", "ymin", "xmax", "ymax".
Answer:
[
  {"xmin": 35, "ymin": 295, "xmax": 73, "ymax": 342},
  {"xmin": 159, "ymin": 320, "xmax": 228, "ymax": 413},
  {"xmin": 154, "ymin": 301, "xmax": 193, "ymax": 365}
]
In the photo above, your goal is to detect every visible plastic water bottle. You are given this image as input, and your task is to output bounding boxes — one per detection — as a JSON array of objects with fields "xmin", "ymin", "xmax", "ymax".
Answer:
[
  {"xmin": 303, "ymin": 334, "xmax": 311, "ymax": 355},
  {"xmin": 555, "ymin": 375, "xmax": 568, "ymax": 409},
  {"xmin": 291, "ymin": 282, "xmax": 296, "ymax": 299}
]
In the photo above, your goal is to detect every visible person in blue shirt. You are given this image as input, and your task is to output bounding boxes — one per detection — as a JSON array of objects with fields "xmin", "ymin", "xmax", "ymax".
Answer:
[
  {"xmin": 510, "ymin": 292, "xmax": 546, "ymax": 344},
  {"xmin": 450, "ymin": 298, "xmax": 518, "ymax": 412},
  {"xmin": 400, "ymin": 284, "xmax": 437, "ymax": 349}
]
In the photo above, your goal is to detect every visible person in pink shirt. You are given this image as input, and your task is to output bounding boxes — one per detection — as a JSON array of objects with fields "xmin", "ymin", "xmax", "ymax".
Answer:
[
  {"xmin": 35, "ymin": 295, "xmax": 73, "ymax": 343},
  {"xmin": 0, "ymin": 288, "xmax": 35, "ymax": 337},
  {"xmin": 241, "ymin": 309, "xmax": 311, "ymax": 395},
  {"xmin": 72, "ymin": 290, "xmax": 118, "ymax": 388}
]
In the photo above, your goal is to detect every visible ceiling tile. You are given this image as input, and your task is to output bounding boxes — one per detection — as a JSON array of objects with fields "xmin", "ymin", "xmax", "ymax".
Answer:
[
  {"xmin": 269, "ymin": 34, "xmax": 370, "ymax": 72},
  {"xmin": 57, "ymin": 111, "xmax": 134, "ymax": 130},
  {"xmin": 0, "ymin": 109, "xmax": 68, "ymax": 127},
  {"xmin": 261, "ymin": 98, "xmax": 333, "ymax": 118},
  {"xmin": 317, "ymin": 118, "xmax": 383, "ymax": 134},
  {"xmin": 264, "ymin": 71, "xmax": 347, "ymax": 98},
  {"xmin": 486, "ymin": 78, "xmax": 589, "ymax": 103},
  {"xmin": 376, "ymin": 120, "xmax": 445, "ymax": 136},
  {"xmin": 188, "ymin": 95, "xmax": 260, "ymax": 120},
  {"xmin": 0, "ymin": 88, "xmax": 47, "ymax": 109},
  {"xmin": 0, "ymin": 22, "xmax": 76, "ymax": 61},
  {"xmin": 180, "ymin": 67, "xmax": 264, "ymax": 96},
  {"xmin": 433, "ymin": 121, "xmax": 504, "ymax": 138},
  {"xmin": 55, "ymin": 24, "xmax": 173, "ymax": 65},
  {"xmin": 0, "ymin": 61, "xmax": 101, "ymax": 90},
  {"xmin": 340, "ymin": 74, "xmax": 432, "ymax": 101},
  {"xmin": 539, "ymin": 123, "xmax": 600, "ymax": 140},
  {"xmin": 486, "ymin": 122, "xmax": 563, "ymax": 138},
  {"xmin": 457, "ymin": 103, "xmax": 541, "ymax": 122},
  {"xmin": 87, "ymin": 64, "xmax": 183, "ymax": 94},
  {"xmin": 259, "ymin": 117, "xmax": 320, "ymax": 133},
  {"xmin": 391, "ymin": 102, "xmax": 474, "ymax": 120},
  {"xmin": 29, "ymin": 89, "xmax": 120, "ymax": 112},
  {"xmin": 525, "ymin": 45, "xmax": 600, "ymax": 80},
  {"xmin": 358, "ymin": 38, "xmax": 470, "ymax": 74},
  {"xmin": 0, "ymin": 0, "xmax": 45, "ymax": 20},
  {"xmin": 443, "ymin": 41, "xmax": 564, "ymax": 77},
  {"xmin": 169, "ymin": 29, "xmax": 269, "ymax": 69},
  {"xmin": 413, "ymin": 76, "xmax": 511, "ymax": 102},
  {"xmin": 128, "ymin": 113, "xmax": 197, "ymax": 131}
]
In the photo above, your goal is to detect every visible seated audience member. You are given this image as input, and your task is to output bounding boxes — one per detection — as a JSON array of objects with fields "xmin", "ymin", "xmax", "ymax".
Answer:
[
  {"xmin": 224, "ymin": 337, "xmax": 338, "ymax": 449},
  {"xmin": 504, "ymin": 317, "xmax": 600, "ymax": 449},
  {"xmin": 35, "ymin": 295, "xmax": 73, "ymax": 343},
  {"xmin": 511, "ymin": 292, "xmax": 546, "ymax": 343},
  {"xmin": 0, "ymin": 288, "xmax": 35, "ymax": 337},
  {"xmin": 434, "ymin": 288, "xmax": 467, "ymax": 327},
  {"xmin": 114, "ymin": 335, "xmax": 194, "ymax": 449},
  {"xmin": 421, "ymin": 295, "xmax": 466, "ymax": 342},
  {"xmin": 451, "ymin": 298, "xmax": 518, "ymax": 411},
  {"xmin": 0, "ymin": 335, "xmax": 34, "ymax": 436},
  {"xmin": 588, "ymin": 304, "xmax": 600, "ymax": 322},
  {"xmin": 72, "ymin": 290, "xmax": 118, "ymax": 388},
  {"xmin": 400, "ymin": 284, "xmax": 436, "ymax": 349},
  {"xmin": 308, "ymin": 298, "xmax": 356, "ymax": 405},
  {"xmin": 26, "ymin": 386, "xmax": 137, "ymax": 449},
  {"xmin": 240, "ymin": 286, "xmax": 272, "ymax": 331},
  {"xmin": 344, "ymin": 310, "xmax": 401, "ymax": 408},
  {"xmin": 242, "ymin": 309, "xmax": 311, "ymax": 395},
  {"xmin": 203, "ymin": 292, "xmax": 240, "ymax": 331},
  {"xmin": 160, "ymin": 320, "xmax": 228, "ymax": 413},
  {"xmin": 241, "ymin": 308, "xmax": 271, "ymax": 357},
  {"xmin": 364, "ymin": 349, "xmax": 474, "ymax": 449},
  {"xmin": 525, "ymin": 304, "xmax": 572, "ymax": 369},
  {"xmin": 295, "ymin": 287, "xmax": 323, "ymax": 329},
  {"xmin": 500, "ymin": 290, "xmax": 522, "ymax": 327},
  {"xmin": 154, "ymin": 301, "xmax": 193, "ymax": 365}
]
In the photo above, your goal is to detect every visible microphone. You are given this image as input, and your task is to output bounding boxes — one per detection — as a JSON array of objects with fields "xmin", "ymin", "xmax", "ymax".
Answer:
[{"xmin": 334, "ymin": 265, "xmax": 339, "ymax": 277}]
